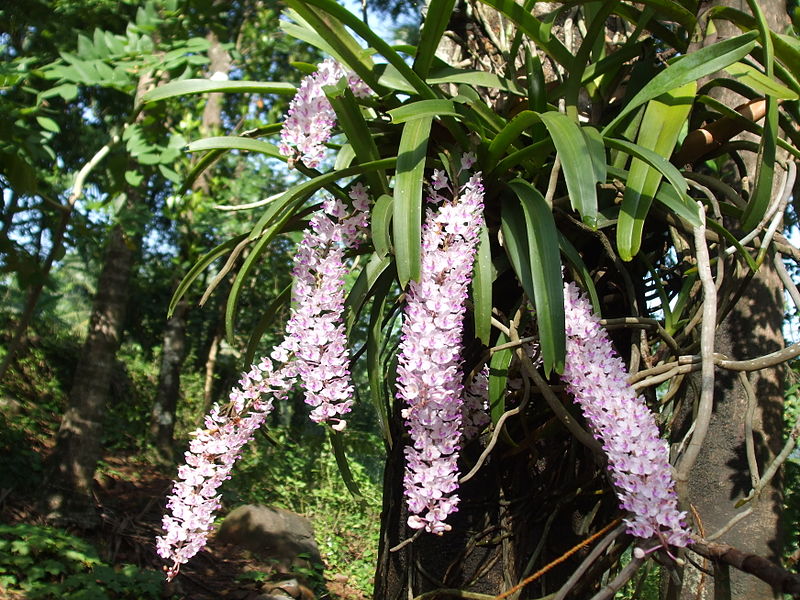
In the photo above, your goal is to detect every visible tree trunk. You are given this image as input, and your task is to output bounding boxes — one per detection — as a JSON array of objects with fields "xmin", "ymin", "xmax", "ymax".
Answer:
[
  {"xmin": 41, "ymin": 224, "xmax": 136, "ymax": 526},
  {"xmin": 668, "ymin": 2, "xmax": 788, "ymax": 598},
  {"xmin": 150, "ymin": 298, "xmax": 188, "ymax": 463},
  {"xmin": 203, "ymin": 325, "xmax": 222, "ymax": 410},
  {"xmin": 40, "ymin": 68, "xmax": 156, "ymax": 525},
  {"xmin": 149, "ymin": 29, "xmax": 231, "ymax": 457}
]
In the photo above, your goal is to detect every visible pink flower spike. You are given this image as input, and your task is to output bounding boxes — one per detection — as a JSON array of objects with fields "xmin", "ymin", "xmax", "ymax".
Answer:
[
  {"xmin": 156, "ymin": 362, "xmax": 291, "ymax": 580},
  {"xmin": 397, "ymin": 172, "xmax": 485, "ymax": 534},
  {"xmin": 279, "ymin": 58, "xmax": 372, "ymax": 169},
  {"xmin": 560, "ymin": 282, "xmax": 693, "ymax": 551},
  {"xmin": 157, "ymin": 189, "xmax": 371, "ymax": 578}
]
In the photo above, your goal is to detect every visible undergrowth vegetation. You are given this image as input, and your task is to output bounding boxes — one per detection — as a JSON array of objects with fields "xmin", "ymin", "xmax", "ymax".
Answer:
[
  {"xmin": 0, "ymin": 523, "xmax": 163, "ymax": 599},
  {"xmin": 0, "ymin": 319, "xmax": 383, "ymax": 598}
]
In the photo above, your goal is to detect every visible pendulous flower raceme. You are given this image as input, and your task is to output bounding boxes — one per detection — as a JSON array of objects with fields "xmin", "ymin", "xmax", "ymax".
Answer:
[
  {"xmin": 560, "ymin": 282, "xmax": 693, "ymax": 551},
  {"xmin": 156, "ymin": 186, "xmax": 370, "ymax": 580},
  {"xmin": 271, "ymin": 184, "xmax": 371, "ymax": 430},
  {"xmin": 278, "ymin": 58, "xmax": 371, "ymax": 169},
  {"xmin": 396, "ymin": 161, "xmax": 485, "ymax": 534},
  {"xmin": 156, "ymin": 360, "xmax": 289, "ymax": 581}
]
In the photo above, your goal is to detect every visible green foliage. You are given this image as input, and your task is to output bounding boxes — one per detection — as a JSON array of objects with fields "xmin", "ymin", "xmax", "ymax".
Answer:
[
  {"xmin": 783, "ymin": 374, "xmax": 800, "ymax": 566},
  {"xmin": 228, "ymin": 425, "xmax": 382, "ymax": 596},
  {"xmin": 0, "ymin": 524, "xmax": 163, "ymax": 599}
]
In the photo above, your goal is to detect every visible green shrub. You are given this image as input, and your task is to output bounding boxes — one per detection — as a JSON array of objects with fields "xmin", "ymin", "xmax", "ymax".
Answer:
[{"xmin": 0, "ymin": 524, "xmax": 163, "ymax": 599}]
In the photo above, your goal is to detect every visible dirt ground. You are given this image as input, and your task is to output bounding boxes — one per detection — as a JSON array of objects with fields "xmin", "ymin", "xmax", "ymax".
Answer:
[{"xmin": 0, "ymin": 454, "xmax": 367, "ymax": 600}]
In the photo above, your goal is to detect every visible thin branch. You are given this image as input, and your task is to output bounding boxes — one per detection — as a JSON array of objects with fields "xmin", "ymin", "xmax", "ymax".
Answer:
[
  {"xmin": 676, "ymin": 205, "xmax": 717, "ymax": 489},
  {"xmin": 739, "ymin": 371, "xmax": 761, "ymax": 489},
  {"xmin": 716, "ymin": 343, "xmax": 800, "ymax": 371},
  {"xmin": 774, "ymin": 253, "xmax": 800, "ymax": 312},
  {"xmin": 552, "ymin": 523, "xmax": 627, "ymax": 600},
  {"xmin": 707, "ymin": 507, "xmax": 753, "ymax": 542},
  {"xmin": 389, "ymin": 529, "xmax": 422, "ymax": 553},
  {"xmin": 689, "ymin": 540, "xmax": 800, "ymax": 595},
  {"xmin": 544, "ymin": 154, "xmax": 561, "ymax": 208},
  {"xmin": 588, "ymin": 556, "xmax": 644, "ymax": 600}
]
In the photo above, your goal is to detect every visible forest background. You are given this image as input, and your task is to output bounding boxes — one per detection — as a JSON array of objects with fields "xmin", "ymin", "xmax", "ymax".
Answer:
[{"xmin": 2, "ymin": 0, "xmax": 800, "ymax": 599}]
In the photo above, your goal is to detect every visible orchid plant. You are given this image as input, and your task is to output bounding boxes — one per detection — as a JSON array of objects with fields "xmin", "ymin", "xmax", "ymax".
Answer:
[{"xmin": 143, "ymin": 0, "xmax": 800, "ymax": 597}]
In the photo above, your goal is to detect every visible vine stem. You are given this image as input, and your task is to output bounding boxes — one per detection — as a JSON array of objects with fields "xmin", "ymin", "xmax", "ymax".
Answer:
[
  {"xmin": 492, "ymin": 519, "xmax": 622, "ymax": 600},
  {"xmin": 675, "ymin": 204, "xmax": 717, "ymax": 493}
]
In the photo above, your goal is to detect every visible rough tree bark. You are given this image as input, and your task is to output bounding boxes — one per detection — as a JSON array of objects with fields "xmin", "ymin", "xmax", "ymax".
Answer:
[
  {"xmin": 150, "ymin": 298, "xmax": 188, "ymax": 463},
  {"xmin": 669, "ymin": 2, "xmax": 789, "ymax": 598},
  {"xmin": 41, "ymin": 223, "xmax": 137, "ymax": 525},
  {"xmin": 41, "ymin": 70, "xmax": 156, "ymax": 525}
]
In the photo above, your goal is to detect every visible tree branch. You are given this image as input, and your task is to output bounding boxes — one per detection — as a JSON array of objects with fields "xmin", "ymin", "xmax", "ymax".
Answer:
[{"xmin": 689, "ymin": 540, "xmax": 800, "ymax": 595}]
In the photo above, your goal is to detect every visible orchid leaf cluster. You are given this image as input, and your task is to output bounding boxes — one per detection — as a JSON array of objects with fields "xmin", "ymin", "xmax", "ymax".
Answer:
[{"xmin": 143, "ymin": 0, "xmax": 800, "ymax": 595}]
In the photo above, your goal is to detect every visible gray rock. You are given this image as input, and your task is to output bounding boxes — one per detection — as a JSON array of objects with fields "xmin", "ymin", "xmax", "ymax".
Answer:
[{"xmin": 216, "ymin": 505, "xmax": 322, "ymax": 570}]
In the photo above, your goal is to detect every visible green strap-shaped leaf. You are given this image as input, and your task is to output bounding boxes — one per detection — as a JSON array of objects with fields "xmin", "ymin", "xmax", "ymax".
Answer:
[
  {"xmin": 494, "ymin": 138, "xmax": 552, "ymax": 174},
  {"xmin": 472, "ymin": 224, "xmax": 493, "ymax": 346},
  {"xmin": 654, "ymin": 182, "xmax": 704, "ymax": 228},
  {"xmin": 329, "ymin": 430, "xmax": 364, "ymax": 501},
  {"xmin": 632, "ymin": 0, "xmax": 696, "ymax": 32},
  {"xmin": 614, "ymin": 82, "xmax": 695, "ymax": 261},
  {"xmin": 179, "ymin": 148, "xmax": 224, "ymax": 194},
  {"xmin": 526, "ymin": 49, "xmax": 547, "ymax": 112},
  {"xmin": 502, "ymin": 180, "xmax": 565, "ymax": 375},
  {"xmin": 141, "ymin": 79, "xmax": 295, "ymax": 104},
  {"xmin": 427, "ymin": 65, "xmax": 524, "ymax": 95},
  {"xmin": 243, "ymin": 284, "xmax": 292, "ymax": 366},
  {"xmin": 603, "ymin": 31, "xmax": 757, "ymax": 135},
  {"xmin": 366, "ymin": 266, "xmax": 397, "ymax": 446},
  {"xmin": 486, "ymin": 110, "xmax": 541, "ymax": 171},
  {"xmin": 539, "ymin": 111, "xmax": 600, "ymax": 227},
  {"xmin": 394, "ymin": 116, "xmax": 433, "ymax": 288},
  {"xmin": 344, "ymin": 253, "xmax": 393, "ymax": 335},
  {"xmin": 456, "ymin": 84, "xmax": 505, "ymax": 133},
  {"xmin": 280, "ymin": 17, "xmax": 344, "ymax": 66},
  {"xmin": 741, "ymin": 97, "xmax": 777, "ymax": 232},
  {"xmin": 388, "ymin": 99, "xmax": 461, "ymax": 124},
  {"xmin": 325, "ymin": 80, "xmax": 390, "ymax": 196},
  {"xmin": 414, "ymin": 0, "xmax": 458, "ymax": 79},
  {"xmin": 371, "ymin": 194, "xmax": 394, "ymax": 258},
  {"xmin": 186, "ymin": 136, "xmax": 283, "ymax": 159},
  {"xmin": 741, "ymin": 0, "xmax": 778, "ymax": 234},
  {"xmin": 706, "ymin": 6, "xmax": 800, "ymax": 95},
  {"xmin": 725, "ymin": 62, "xmax": 798, "ymax": 100},
  {"xmin": 559, "ymin": 234, "xmax": 601, "ymax": 315},
  {"xmin": 248, "ymin": 158, "xmax": 397, "ymax": 242},
  {"xmin": 168, "ymin": 234, "xmax": 246, "ymax": 316},
  {"xmin": 582, "ymin": 126, "xmax": 608, "ymax": 186},
  {"xmin": 226, "ymin": 233, "xmax": 274, "ymax": 343},
  {"xmin": 489, "ymin": 332, "xmax": 513, "ymax": 425},
  {"xmin": 285, "ymin": 0, "xmax": 379, "ymax": 92}
]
